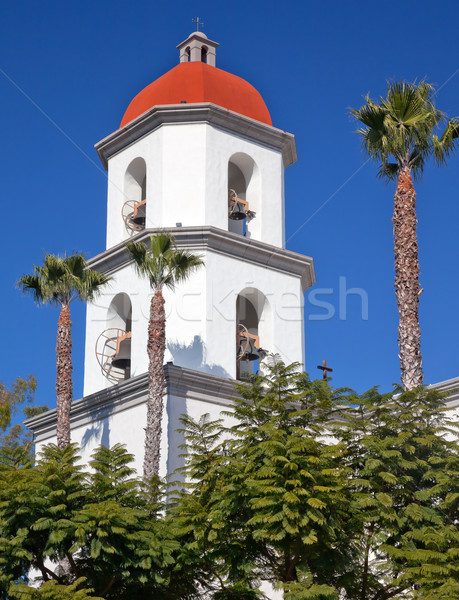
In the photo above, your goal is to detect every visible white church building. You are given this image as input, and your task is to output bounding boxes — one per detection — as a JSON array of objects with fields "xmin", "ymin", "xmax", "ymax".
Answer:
[{"xmin": 26, "ymin": 30, "xmax": 316, "ymax": 475}]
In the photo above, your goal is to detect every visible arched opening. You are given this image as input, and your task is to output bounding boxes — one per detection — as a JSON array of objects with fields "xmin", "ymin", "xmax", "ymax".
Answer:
[
  {"xmin": 201, "ymin": 45, "xmax": 208, "ymax": 63},
  {"xmin": 227, "ymin": 153, "xmax": 260, "ymax": 237},
  {"xmin": 236, "ymin": 288, "xmax": 271, "ymax": 379},
  {"xmin": 185, "ymin": 46, "xmax": 191, "ymax": 61},
  {"xmin": 122, "ymin": 157, "xmax": 147, "ymax": 233},
  {"xmin": 95, "ymin": 293, "xmax": 132, "ymax": 383}
]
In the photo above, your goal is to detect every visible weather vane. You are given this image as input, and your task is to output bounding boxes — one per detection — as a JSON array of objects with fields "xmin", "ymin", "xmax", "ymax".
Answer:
[{"xmin": 192, "ymin": 16, "xmax": 204, "ymax": 32}]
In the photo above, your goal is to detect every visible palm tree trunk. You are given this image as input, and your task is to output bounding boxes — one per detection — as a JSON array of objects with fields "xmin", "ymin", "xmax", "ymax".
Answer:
[
  {"xmin": 393, "ymin": 167, "xmax": 423, "ymax": 389},
  {"xmin": 144, "ymin": 287, "xmax": 166, "ymax": 479},
  {"xmin": 56, "ymin": 304, "xmax": 73, "ymax": 448}
]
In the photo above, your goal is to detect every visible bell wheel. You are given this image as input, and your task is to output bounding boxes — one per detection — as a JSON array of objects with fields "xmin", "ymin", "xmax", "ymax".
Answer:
[
  {"xmin": 122, "ymin": 200, "xmax": 146, "ymax": 232},
  {"xmin": 95, "ymin": 328, "xmax": 130, "ymax": 382}
]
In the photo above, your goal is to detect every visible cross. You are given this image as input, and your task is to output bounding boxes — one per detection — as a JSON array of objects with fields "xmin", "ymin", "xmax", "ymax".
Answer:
[
  {"xmin": 317, "ymin": 359, "xmax": 333, "ymax": 380},
  {"xmin": 192, "ymin": 16, "xmax": 204, "ymax": 31}
]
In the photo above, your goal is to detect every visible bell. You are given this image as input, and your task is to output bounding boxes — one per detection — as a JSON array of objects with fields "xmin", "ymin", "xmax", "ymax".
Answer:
[
  {"xmin": 130, "ymin": 201, "xmax": 146, "ymax": 227},
  {"xmin": 228, "ymin": 199, "xmax": 247, "ymax": 221},
  {"xmin": 238, "ymin": 332, "xmax": 260, "ymax": 362},
  {"xmin": 228, "ymin": 190, "xmax": 248, "ymax": 221},
  {"xmin": 111, "ymin": 335, "xmax": 131, "ymax": 370},
  {"xmin": 131, "ymin": 215, "xmax": 145, "ymax": 226}
]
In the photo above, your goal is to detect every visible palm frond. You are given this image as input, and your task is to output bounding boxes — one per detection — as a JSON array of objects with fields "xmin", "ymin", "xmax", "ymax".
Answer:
[
  {"xmin": 377, "ymin": 162, "xmax": 399, "ymax": 182},
  {"xmin": 165, "ymin": 250, "xmax": 205, "ymax": 289},
  {"xmin": 79, "ymin": 269, "xmax": 112, "ymax": 302},
  {"xmin": 150, "ymin": 231, "xmax": 174, "ymax": 258},
  {"xmin": 17, "ymin": 252, "xmax": 111, "ymax": 307},
  {"xmin": 125, "ymin": 231, "xmax": 204, "ymax": 291},
  {"xmin": 351, "ymin": 79, "xmax": 454, "ymax": 180},
  {"xmin": 63, "ymin": 252, "xmax": 86, "ymax": 279},
  {"xmin": 383, "ymin": 81, "xmax": 426, "ymax": 126},
  {"xmin": 126, "ymin": 241, "xmax": 147, "ymax": 270},
  {"xmin": 350, "ymin": 102, "xmax": 387, "ymax": 131},
  {"xmin": 432, "ymin": 118, "xmax": 459, "ymax": 165},
  {"xmin": 17, "ymin": 273, "xmax": 51, "ymax": 305}
]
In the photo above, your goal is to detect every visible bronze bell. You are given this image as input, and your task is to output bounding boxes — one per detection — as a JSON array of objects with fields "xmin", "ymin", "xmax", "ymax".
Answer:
[
  {"xmin": 130, "ymin": 200, "xmax": 146, "ymax": 227},
  {"xmin": 228, "ymin": 189, "xmax": 248, "ymax": 221},
  {"xmin": 239, "ymin": 337, "xmax": 259, "ymax": 361},
  {"xmin": 111, "ymin": 333, "xmax": 131, "ymax": 370},
  {"xmin": 237, "ymin": 324, "xmax": 263, "ymax": 362}
]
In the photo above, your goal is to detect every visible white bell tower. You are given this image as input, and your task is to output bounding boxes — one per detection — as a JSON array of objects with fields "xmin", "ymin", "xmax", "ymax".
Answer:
[{"xmin": 27, "ymin": 32, "xmax": 315, "ymax": 477}]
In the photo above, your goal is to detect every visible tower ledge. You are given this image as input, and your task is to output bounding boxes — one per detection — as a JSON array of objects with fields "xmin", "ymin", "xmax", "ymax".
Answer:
[
  {"xmin": 86, "ymin": 225, "xmax": 315, "ymax": 292},
  {"xmin": 25, "ymin": 365, "xmax": 240, "ymax": 445},
  {"xmin": 95, "ymin": 103, "xmax": 297, "ymax": 170}
]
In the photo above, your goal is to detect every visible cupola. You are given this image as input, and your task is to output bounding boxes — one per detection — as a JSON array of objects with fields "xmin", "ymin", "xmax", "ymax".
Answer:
[{"xmin": 176, "ymin": 31, "xmax": 219, "ymax": 66}]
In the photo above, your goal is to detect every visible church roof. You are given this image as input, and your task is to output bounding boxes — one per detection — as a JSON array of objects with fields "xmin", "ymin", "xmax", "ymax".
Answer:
[{"xmin": 119, "ymin": 61, "xmax": 272, "ymax": 128}]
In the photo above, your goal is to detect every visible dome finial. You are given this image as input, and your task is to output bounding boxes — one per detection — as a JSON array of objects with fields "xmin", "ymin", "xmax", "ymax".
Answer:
[{"xmin": 177, "ymin": 28, "xmax": 219, "ymax": 67}]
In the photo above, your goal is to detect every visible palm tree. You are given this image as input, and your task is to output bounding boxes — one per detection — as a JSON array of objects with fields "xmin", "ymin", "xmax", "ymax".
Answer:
[
  {"xmin": 18, "ymin": 253, "xmax": 111, "ymax": 448},
  {"xmin": 126, "ymin": 232, "xmax": 204, "ymax": 479},
  {"xmin": 351, "ymin": 81, "xmax": 459, "ymax": 389}
]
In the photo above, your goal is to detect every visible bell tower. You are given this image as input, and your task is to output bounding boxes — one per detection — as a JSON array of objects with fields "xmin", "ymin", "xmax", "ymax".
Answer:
[{"xmin": 27, "ymin": 32, "xmax": 315, "ymax": 477}]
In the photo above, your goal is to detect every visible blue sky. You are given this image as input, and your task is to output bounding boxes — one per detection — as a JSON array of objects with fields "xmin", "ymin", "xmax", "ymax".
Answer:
[{"xmin": 1, "ymin": 0, "xmax": 459, "ymax": 410}]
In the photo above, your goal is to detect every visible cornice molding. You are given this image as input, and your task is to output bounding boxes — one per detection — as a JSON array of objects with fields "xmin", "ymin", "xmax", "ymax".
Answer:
[
  {"xmin": 25, "ymin": 365, "xmax": 240, "ymax": 444},
  {"xmin": 95, "ymin": 103, "xmax": 297, "ymax": 169},
  {"xmin": 25, "ymin": 368, "xmax": 459, "ymax": 444},
  {"xmin": 430, "ymin": 377, "xmax": 459, "ymax": 409},
  {"xmin": 87, "ymin": 226, "xmax": 315, "ymax": 292}
]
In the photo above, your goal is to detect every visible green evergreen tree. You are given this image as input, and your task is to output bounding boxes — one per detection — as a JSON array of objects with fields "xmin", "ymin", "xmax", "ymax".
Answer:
[
  {"xmin": 173, "ymin": 358, "xmax": 459, "ymax": 600},
  {"xmin": 9, "ymin": 578, "xmax": 103, "ymax": 599},
  {"xmin": 0, "ymin": 444, "xmax": 180, "ymax": 599},
  {"xmin": 172, "ymin": 359, "xmax": 351, "ymax": 599},
  {"xmin": 0, "ymin": 375, "xmax": 47, "ymax": 469},
  {"xmin": 335, "ymin": 385, "xmax": 459, "ymax": 600},
  {"xmin": 1, "ymin": 362, "xmax": 458, "ymax": 599}
]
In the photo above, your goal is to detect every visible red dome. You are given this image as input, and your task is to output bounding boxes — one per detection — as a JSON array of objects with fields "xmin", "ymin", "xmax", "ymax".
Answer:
[{"xmin": 120, "ymin": 62, "xmax": 272, "ymax": 128}]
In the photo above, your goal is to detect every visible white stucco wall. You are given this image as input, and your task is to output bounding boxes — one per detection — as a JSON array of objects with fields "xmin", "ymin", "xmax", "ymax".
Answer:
[
  {"xmin": 203, "ymin": 251, "xmax": 305, "ymax": 378},
  {"xmin": 105, "ymin": 122, "xmax": 286, "ymax": 249},
  {"xmin": 83, "ymin": 247, "xmax": 305, "ymax": 396},
  {"xmin": 34, "ymin": 390, "xmax": 237, "ymax": 482},
  {"xmin": 35, "ymin": 402, "xmax": 149, "ymax": 475}
]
